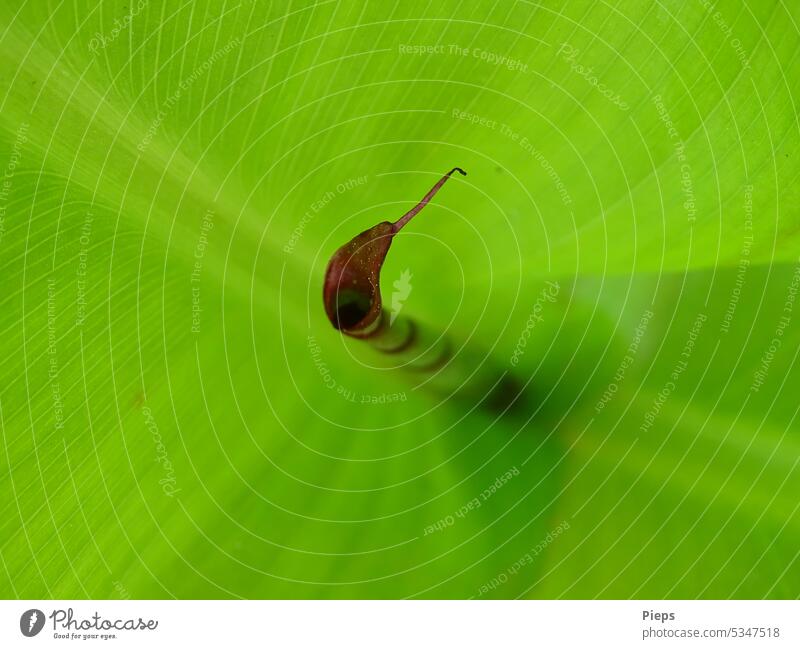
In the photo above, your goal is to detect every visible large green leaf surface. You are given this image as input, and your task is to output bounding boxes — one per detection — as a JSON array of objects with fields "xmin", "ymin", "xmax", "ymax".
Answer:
[{"xmin": 1, "ymin": 0, "xmax": 799, "ymax": 598}]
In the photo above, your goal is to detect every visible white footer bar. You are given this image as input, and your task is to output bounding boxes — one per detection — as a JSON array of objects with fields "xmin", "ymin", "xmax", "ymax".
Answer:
[{"xmin": 1, "ymin": 600, "xmax": 796, "ymax": 648}]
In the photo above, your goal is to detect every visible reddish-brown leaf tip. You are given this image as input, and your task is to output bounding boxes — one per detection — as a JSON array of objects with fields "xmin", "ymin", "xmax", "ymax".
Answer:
[{"xmin": 323, "ymin": 168, "xmax": 467, "ymax": 334}]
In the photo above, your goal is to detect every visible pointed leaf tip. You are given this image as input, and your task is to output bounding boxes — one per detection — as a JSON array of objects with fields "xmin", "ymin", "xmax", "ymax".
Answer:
[{"xmin": 323, "ymin": 168, "xmax": 467, "ymax": 333}]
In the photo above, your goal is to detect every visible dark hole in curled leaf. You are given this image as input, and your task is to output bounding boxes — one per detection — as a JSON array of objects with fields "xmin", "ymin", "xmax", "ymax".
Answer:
[{"xmin": 334, "ymin": 288, "xmax": 373, "ymax": 330}]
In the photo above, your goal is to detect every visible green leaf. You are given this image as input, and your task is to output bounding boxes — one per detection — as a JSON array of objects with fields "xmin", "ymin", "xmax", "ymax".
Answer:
[{"xmin": 0, "ymin": 0, "xmax": 798, "ymax": 598}]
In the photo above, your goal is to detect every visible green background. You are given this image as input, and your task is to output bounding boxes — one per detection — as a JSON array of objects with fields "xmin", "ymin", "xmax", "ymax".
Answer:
[{"xmin": 1, "ymin": 0, "xmax": 799, "ymax": 598}]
